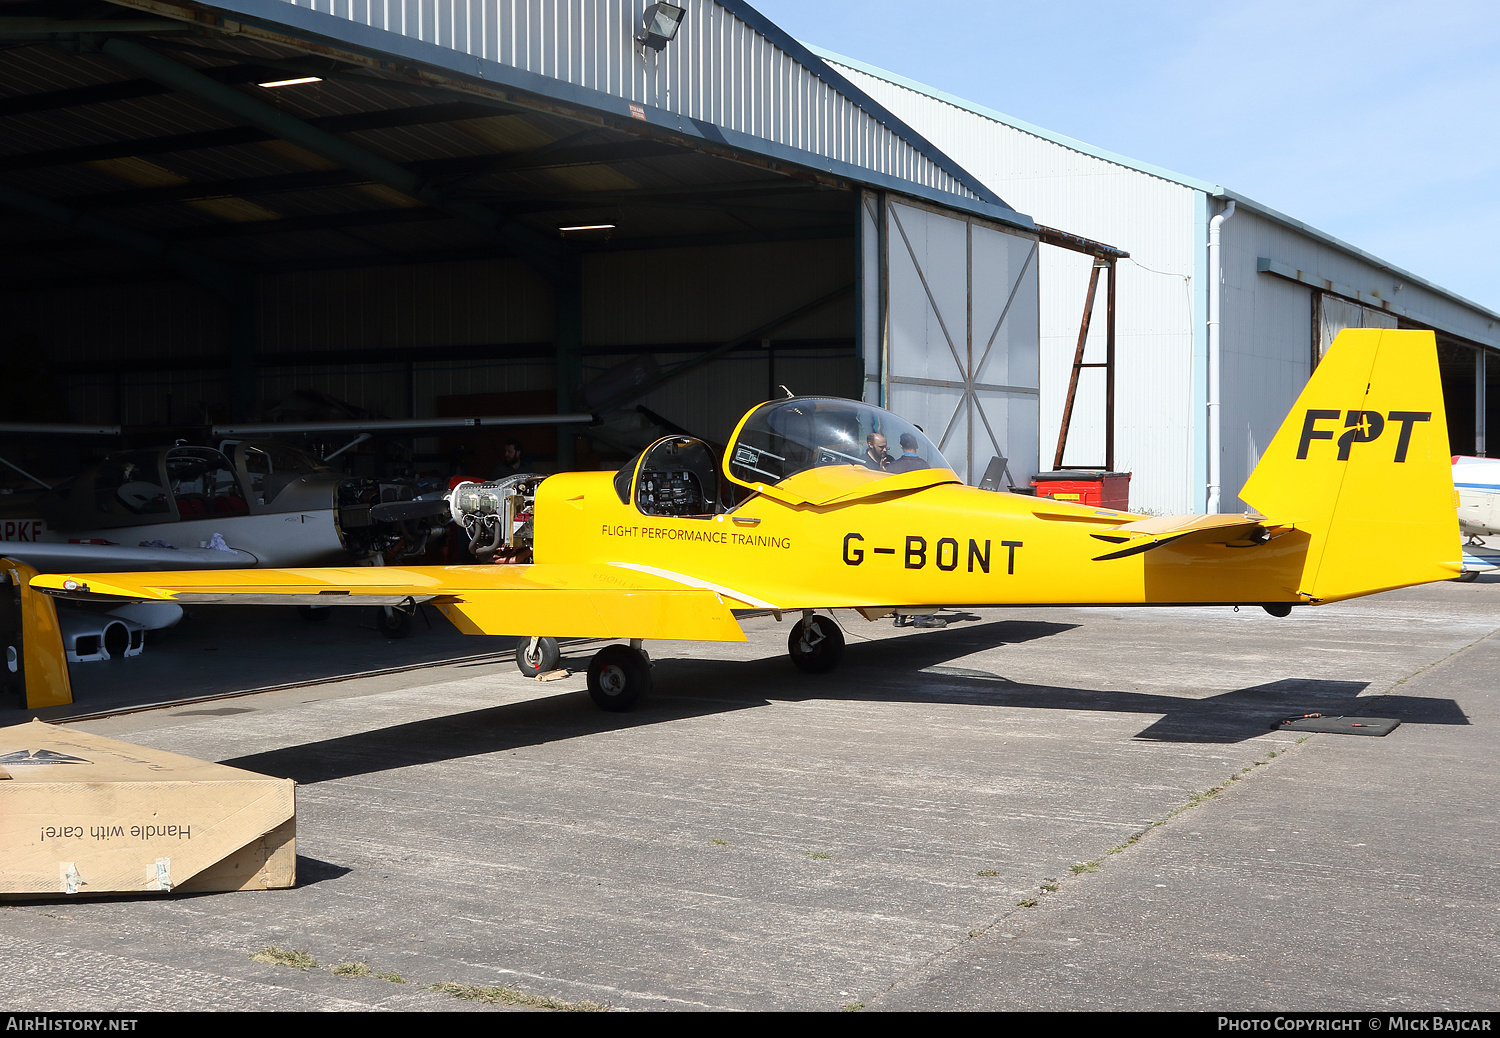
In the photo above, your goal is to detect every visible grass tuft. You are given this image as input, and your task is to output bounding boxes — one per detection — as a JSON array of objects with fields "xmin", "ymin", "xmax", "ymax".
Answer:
[
  {"xmin": 429, "ymin": 982, "xmax": 608, "ymax": 1012},
  {"xmin": 251, "ymin": 947, "xmax": 318, "ymax": 970}
]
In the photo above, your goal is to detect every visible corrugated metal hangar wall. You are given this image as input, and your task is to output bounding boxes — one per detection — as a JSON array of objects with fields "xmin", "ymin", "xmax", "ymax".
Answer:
[
  {"xmin": 0, "ymin": 0, "xmax": 1043, "ymax": 488},
  {"xmin": 826, "ymin": 48, "xmax": 1500, "ymax": 515}
]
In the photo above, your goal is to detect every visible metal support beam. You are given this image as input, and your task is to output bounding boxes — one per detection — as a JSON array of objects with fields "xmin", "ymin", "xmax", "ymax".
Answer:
[
  {"xmin": 554, "ymin": 278, "xmax": 584, "ymax": 468},
  {"xmin": 0, "ymin": 179, "xmax": 241, "ymax": 298},
  {"xmin": 0, "ymin": 100, "xmax": 500, "ymax": 175},
  {"xmin": 1051, "ymin": 258, "xmax": 1118, "ymax": 471},
  {"xmin": 1053, "ymin": 261, "xmax": 1102, "ymax": 470},
  {"xmin": 95, "ymin": 37, "xmax": 576, "ymax": 286},
  {"xmin": 66, "ymin": 140, "xmax": 693, "ymax": 213},
  {"xmin": 0, "ymin": 17, "xmax": 193, "ymax": 38},
  {"xmin": 1478, "ymin": 348, "xmax": 1488, "ymax": 458},
  {"xmin": 1105, "ymin": 257, "xmax": 1117, "ymax": 471},
  {"xmin": 591, "ymin": 283, "xmax": 856, "ymax": 413},
  {"xmin": 0, "ymin": 159, "xmax": 258, "ymax": 423},
  {"xmin": 228, "ymin": 288, "xmax": 256, "ymax": 422}
]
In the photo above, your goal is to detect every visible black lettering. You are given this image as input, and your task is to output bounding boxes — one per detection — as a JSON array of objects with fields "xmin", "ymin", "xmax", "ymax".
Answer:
[
  {"xmin": 936, "ymin": 537, "xmax": 958, "ymax": 571},
  {"xmin": 1387, "ymin": 410, "xmax": 1432, "ymax": 462},
  {"xmin": 1002, "ymin": 540, "xmax": 1023, "ymax": 575},
  {"xmin": 1336, "ymin": 410, "xmax": 1385, "ymax": 460},
  {"xmin": 967, "ymin": 539, "xmax": 990, "ymax": 573},
  {"xmin": 904, "ymin": 536, "xmax": 927, "ymax": 569},
  {"xmin": 1297, "ymin": 409, "xmax": 1340, "ymax": 459},
  {"xmin": 843, "ymin": 532, "xmax": 864, "ymax": 566}
]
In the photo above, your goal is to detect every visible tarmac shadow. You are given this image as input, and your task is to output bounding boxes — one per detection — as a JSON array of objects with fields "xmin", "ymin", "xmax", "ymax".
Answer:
[{"xmin": 217, "ymin": 620, "xmax": 1471, "ymax": 782}]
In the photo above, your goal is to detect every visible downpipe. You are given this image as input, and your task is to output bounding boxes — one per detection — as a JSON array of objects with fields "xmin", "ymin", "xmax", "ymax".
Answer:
[{"xmin": 1207, "ymin": 199, "xmax": 1236, "ymax": 513}]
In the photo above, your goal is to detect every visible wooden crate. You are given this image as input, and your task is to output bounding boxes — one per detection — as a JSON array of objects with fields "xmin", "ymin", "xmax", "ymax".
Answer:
[{"xmin": 0, "ymin": 719, "xmax": 295, "ymax": 897}]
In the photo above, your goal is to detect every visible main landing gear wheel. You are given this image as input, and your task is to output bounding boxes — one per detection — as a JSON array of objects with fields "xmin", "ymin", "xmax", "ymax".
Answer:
[
  {"xmin": 587, "ymin": 644, "xmax": 652, "ymax": 712},
  {"xmin": 788, "ymin": 614, "xmax": 844, "ymax": 674},
  {"xmin": 516, "ymin": 636, "xmax": 561, "ymax": 677}
]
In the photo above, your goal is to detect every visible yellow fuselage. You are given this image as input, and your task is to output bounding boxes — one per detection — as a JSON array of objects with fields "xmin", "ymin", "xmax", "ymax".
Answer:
[{"xmin": 535, "ymin": 470, "xmax": 1311, "ymax": 610}]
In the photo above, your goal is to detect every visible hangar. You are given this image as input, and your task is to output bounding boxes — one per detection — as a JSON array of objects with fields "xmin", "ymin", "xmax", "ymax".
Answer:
[
  {"xmin": 0, "ymin": 0, "xmax": 1109, "ymax": 492},
  {"xmin": 819, "ymin": 47, "xmax": 1500, "ymax": 514}
]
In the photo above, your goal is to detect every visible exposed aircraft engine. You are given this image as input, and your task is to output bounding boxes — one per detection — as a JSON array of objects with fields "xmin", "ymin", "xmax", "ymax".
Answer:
[
  {"xmin": 448, "ymin": 474, "xmax": 544, "ymax": 562},
  {"xmin": 336, "ymin": 478, "xmax": 449, "ymax": 560}
]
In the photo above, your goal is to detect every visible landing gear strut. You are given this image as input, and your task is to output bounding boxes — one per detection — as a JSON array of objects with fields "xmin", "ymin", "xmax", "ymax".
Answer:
[
  {"xmin": 788, "ymin": 613, "xmax": 844, "ymax": 674},
  {"xmin": 587, "ymin": 642, "xmax": 652, "ymax": 712}
]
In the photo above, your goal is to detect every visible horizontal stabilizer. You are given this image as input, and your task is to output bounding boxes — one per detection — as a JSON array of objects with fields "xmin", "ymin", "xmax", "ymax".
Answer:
[{"xmin": 1089, "ymin": 513, "xmax": 1280, "ymax": 560}]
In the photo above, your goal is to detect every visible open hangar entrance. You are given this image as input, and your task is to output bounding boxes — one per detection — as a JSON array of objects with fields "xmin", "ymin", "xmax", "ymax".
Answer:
[
  {"xmin": 0, "ymin": 0, "xmax": 905, "ymax": 484},
  {"xmin": 1311, "ymin": 291, "xmax": 1498, "ymax": 460},
  {"xmin": 1431, "ymin": 334, "xmax": 1500, "ymax": 459}
]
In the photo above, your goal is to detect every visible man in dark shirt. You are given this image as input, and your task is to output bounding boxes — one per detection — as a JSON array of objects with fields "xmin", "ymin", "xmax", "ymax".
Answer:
[
  {"xmin": 887, "ymin": 432, "xmax": 928, "ymax": 473},
  {"xmin": 489, "ymin": 439, "xmax": 530, "ymax": 479}
]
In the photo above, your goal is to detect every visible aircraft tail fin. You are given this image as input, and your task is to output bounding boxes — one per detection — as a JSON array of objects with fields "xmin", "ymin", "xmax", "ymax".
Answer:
[{"xmin": 1239, "ymin": 328, "xmax": 1460, "ymax": 601}]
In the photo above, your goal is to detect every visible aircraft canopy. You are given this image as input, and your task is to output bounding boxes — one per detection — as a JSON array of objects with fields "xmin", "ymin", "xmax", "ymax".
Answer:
[{"xmin": 725, "ymin": 398, "xmax": 950, "ymax": 491}]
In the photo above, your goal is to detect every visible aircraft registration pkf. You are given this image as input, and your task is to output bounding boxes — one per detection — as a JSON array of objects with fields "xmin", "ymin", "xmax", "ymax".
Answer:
[{"xmin": 31, "ymin": 329, "xmax": 1461, "ymax": 711}]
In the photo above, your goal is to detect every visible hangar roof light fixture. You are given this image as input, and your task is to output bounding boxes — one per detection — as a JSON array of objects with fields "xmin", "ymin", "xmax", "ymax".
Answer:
[
  {"xmin": 258, "ymin": 76, "xmax": 323, "ymax": 88},
  {"xmin": 636, "ymin": 3, "xmax": 685, "ymax": 51},
  {"xmin": 558, "ymin": 223, "xmax": 616, "ymax": 235}
]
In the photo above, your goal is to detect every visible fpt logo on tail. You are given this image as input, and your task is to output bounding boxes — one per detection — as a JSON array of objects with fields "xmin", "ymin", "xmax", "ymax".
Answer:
[{"xmin": 1296, "ymin": 409, "xmax": 1432, "ymax": 462}]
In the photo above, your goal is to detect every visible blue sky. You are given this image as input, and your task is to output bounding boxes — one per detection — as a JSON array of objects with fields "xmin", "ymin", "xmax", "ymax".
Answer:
[{"xmin": 750, "ymin": 0, "xmax": 1500, "ymax": 314}]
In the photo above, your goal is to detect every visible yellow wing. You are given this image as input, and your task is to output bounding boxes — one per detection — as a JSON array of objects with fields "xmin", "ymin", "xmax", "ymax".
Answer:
[{"xmin": 30, "ymin": 563, "xmax": 747, "ymax": 643}]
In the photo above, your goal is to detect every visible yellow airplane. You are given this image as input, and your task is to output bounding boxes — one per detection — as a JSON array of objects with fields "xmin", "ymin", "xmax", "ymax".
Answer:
[{"xmin": 21, "ymin": 329, "xmax": 1460, "ymax": 712}]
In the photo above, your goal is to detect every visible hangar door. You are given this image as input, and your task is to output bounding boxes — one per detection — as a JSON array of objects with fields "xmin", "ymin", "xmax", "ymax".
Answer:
[{"xmin": 861, "ymin": 193, "xmax": 1040, "ymax": 488}]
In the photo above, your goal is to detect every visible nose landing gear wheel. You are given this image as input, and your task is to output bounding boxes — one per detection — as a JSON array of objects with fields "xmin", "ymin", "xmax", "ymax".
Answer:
[
  {"xmin": 587, "ymin": 644, "xmax": 652, "ymax": 712},
  {"xmin": 788, "ymin": 614, "xmax": 844, "ymax": 674},
  {"xmin": 376, "ymin": 605, "xmax": 413, "ymax": 639},
  {"xmin": 516, "ymin": 636, "xmax": 561, "ymax": 677}
]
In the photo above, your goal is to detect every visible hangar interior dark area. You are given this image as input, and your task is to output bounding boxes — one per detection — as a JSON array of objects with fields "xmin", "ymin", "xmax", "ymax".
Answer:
[
  {"xmin": 1434, "ymin": 335, "xmax": 1500, "ymax": 457},
  {"xmin": 0, "ymin": 0, "xmax": 864, "ymax": 485}
]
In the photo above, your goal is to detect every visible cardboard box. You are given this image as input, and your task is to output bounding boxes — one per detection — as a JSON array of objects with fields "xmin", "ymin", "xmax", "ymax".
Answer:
[{"xmin": 0, "ymin": 719, "xmax": 295, "ymax": 897}]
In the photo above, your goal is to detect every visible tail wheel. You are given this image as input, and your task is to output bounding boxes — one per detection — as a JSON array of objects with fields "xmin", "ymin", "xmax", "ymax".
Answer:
[
  {"xmin": 788, "ymin": 614, "xmax": 844, "ymax": 674},
  {"xmin": 516, "ymin": 636, "xmax": 561, "ymax": 677},
  {"xmin": 586, "ymin": 644, "xmax": 652, "ymax": 712}
]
